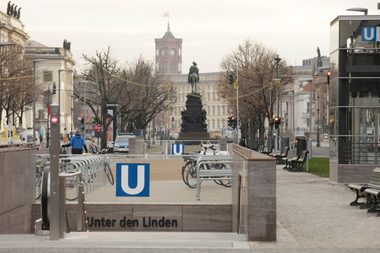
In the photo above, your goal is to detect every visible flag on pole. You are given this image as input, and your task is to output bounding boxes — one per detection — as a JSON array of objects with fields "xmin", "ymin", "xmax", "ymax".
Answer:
[{"xmin": 163, "ymin": 11, "xmax": 169, "ymax": 17}]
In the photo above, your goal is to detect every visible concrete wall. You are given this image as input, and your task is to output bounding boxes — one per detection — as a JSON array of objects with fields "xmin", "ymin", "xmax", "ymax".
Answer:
[
  {"xmin": 0, "ymin": 147, "xmax": 35, "ymax": 234},
  {"xmin": 32, "ymin": 204, "xmax": 232, "ymax": 232},
  {"xmin": 330, "ymin": 163, "xmax": 379, "ymax": 183},
  {"xmin": 231, "ymin": 144, "xmax": 276, "ymax": 241},
  {"xmin": 129, "ymin": 136, "xmax": 144, "ymax": 154}
]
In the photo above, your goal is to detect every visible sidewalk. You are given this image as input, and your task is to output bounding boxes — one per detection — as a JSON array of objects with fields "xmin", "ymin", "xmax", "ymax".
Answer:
[{"xmin": 1, "ymin": 165, "xmax": 380, "ymax": 252}]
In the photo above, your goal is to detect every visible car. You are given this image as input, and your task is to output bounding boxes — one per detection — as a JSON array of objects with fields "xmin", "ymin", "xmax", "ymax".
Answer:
[
  {"xmin": 291, "ymin": 135, "xmax": 307, "ymax": 148},
  {"xmin": 84, "ymin": 134, "xmax": 91, "ymax": 140},
  {"xmin": 114, "ymin": 134, "xmax": 136, "ymax": 153}
]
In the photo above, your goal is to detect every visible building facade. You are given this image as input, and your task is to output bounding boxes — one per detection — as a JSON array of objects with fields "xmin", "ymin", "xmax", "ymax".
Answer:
[
  {"xmin": 170, "ymin": 72, "xmax": 229, "ymax": 135},
  {"xmin": 329, "ymin": 14, "xmax": 380, "ymax": 183},
  {"xmin": 25, "ymin": 40, "xmax": 76, "ymax": 137}
]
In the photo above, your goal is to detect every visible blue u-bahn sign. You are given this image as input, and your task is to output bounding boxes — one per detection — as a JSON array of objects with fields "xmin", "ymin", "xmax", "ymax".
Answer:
[
  {"xmin": 116, "ymin": 163, "xmax": 150, "ymax": 197},
  {"xmin": 362, "ymin": 27, "xmax": 380, "ymax": 41},
  {"xmin": 171, "ymin": 143, "xmax": 184, "ymax": 155}
]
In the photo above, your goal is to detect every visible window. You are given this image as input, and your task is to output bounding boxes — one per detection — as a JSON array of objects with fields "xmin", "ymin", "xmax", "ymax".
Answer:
[
  {"xmin": 307, "ymin": 102, "xmax": 310, "ymax": 113},
  {"xmin": 44, "ymin": 71, "xmax": 53, "ymax": 81},
  {"xmin": 212, "ymin": 106, "xmax": 215, "ymax": 115}
]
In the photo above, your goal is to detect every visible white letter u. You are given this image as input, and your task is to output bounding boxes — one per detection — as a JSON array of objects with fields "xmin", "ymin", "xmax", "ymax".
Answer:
[
  {"xmin": 121, "ymin": 165, "xmax": 145, "ymax": 195},
  {"xmin": 364, "ymin": 27, "xmax": 375, "ymax": 40},
  {"xmin": 173, "ymin": 144, "xmax": 183, "ymax": 155}
]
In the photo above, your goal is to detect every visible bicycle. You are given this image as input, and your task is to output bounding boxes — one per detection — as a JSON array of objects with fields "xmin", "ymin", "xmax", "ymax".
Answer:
[
  {"xmin": 60, "ymin": 158, "xmax": 80, "ymax": 201},
  {"xmin": 184, "ymin": 142, "xmax": 231, "ymax": 188}
]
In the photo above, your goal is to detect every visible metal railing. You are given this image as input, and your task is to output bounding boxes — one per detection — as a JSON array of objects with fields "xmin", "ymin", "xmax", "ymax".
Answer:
[
  {"xmin": 195, "ymin": 155, "xmax": 232, "ymax": 201},
  {"xmin": 342, "ymin": 142, "xmax": 380, "ymax": 164}
]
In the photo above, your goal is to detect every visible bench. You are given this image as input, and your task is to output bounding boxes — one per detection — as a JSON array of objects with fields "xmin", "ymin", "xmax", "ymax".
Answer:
[
  {"xmin": 284, "ymin": 150, "xmax": 308, "ymax": 172},
  {"xmin": 272, "ymin": 146, "xmax": 289, "ymax": 164},
  {"xmin": 348, "ymin": 168, "xmax": 380, "ymax": 211},
  {"xmin": 261, "ymin": 144, "xmax": 274, "ymax": 155}
]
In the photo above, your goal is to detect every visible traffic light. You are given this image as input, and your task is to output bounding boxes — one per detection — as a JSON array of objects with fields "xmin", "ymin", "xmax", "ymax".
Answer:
[
  {"xmin": 231, "ymin": 116, "xmax": 237, "ymax": 129},
  {"xmin": 52, "ymin": 83, "xmax": 56, "ymax": 95},
  {"xmin": 228, "ymin": 116, "xmax": 232, "ymax": 127},
  {"xmin": 327, "ymin": 71, "xmax": 331, "ymax": 84},
  {"xmin": 274, "ymin": 116, "xmax": 281, "ymax": 129},
  {"xmin": 80, "ymin": 117, "xmax": 84, "ymax": 125},
  {"xmin": 228, "ymin": 74, "xmax": 234, "ymax": 86}
]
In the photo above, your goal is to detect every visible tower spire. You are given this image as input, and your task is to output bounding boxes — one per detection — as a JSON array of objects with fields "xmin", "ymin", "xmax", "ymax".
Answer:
[{"xmin": 167, "ymin": 21, "xmax": 170, "ymax": 32}]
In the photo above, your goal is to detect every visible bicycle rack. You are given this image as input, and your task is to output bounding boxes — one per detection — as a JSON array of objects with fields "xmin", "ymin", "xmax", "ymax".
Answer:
[{"xmin": 195, "ymin": 155, "xmax": 233, "ymax": 201}]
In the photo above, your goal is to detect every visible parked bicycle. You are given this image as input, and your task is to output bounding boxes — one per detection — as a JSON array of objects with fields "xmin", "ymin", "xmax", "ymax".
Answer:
[{"xmin": 183, "ymin": 141, "xmax": 231, "ymax": 189}]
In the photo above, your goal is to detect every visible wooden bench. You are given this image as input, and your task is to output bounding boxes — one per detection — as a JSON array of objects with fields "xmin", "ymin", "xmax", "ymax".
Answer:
[
  {"xmin": 272, "ymin": 146, "xmax": 289, "ymax": 164},
  {"xmin": 284, "ymin": 150, "xmax": 308, "ymax": 172},
  {"xmin": 348, "ymin": 168, "xmax": 380, "ymax": 211}
]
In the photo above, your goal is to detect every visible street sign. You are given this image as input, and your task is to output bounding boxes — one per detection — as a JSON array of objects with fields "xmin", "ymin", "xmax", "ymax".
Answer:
[
  {"xmin": 95, "ymin": 124, "xmax": 101, "ymax": 132},
  {"xmin": 296, "ymin": 127, "xmax": 300, "ymax": 131}
]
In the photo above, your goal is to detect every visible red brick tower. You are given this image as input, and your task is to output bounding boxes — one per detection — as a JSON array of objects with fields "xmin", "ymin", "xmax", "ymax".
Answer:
[{"xmin": 155, "ymin": 22, "xmax": 182, "ymax": 76}]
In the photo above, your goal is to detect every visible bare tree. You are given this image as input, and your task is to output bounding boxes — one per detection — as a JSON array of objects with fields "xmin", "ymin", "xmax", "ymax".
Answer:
[
  {"xmin": 81, "ymin": 47, "xmax": 172, "ymax": 148},
  {"xmin": 217, "ymin": 39, "xmax": 294, "ymax": 144}
]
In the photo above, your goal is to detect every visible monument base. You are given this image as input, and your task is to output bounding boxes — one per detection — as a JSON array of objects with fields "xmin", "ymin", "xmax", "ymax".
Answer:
[{"xmin": 179, "ymin": 132, "xmax": 210, "ymax": 139}]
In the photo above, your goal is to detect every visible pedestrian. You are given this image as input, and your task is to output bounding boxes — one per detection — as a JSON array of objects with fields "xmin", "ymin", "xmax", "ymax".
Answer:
[
  {"xmin": 39, "ymin": 134, "xmax": 43, "ymax": 143},
  {"xmin": 62, "ymin": 129, "xmax": 88, "ymax": 154},
  {"xmin": 239, "ymin": 137, "xmax": 247, "ymax": 147}
]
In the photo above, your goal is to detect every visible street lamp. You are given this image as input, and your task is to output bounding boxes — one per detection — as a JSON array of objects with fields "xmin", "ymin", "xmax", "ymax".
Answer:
[
  {"xmin": 46, "ymin": 82, "xmax": 55, "ymax": 148},
  {"xmin": 58, "ymin": 69, "xmax": 72, "ymax": 135},
  {"xmin": 0, "ymin": 42, "xmax": 15, "ymax": 133},
  {"xmin": 33, "ymin": 59, "xmax": 46, "ymax": 146},
  {"xmin": 284, "ymin": 89, "xmax": 295, "ymax": 156},
  {"xmin": 299, "ymin": 77, "xmax": 313, "ymax": 171}
]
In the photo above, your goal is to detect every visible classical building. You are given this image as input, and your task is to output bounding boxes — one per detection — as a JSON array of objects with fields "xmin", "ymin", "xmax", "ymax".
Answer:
[
  {"xmin": 329, "ymin": 14, "xmax": 380, "ymax": 183},
  {"xmin": 0, "ymin": 6, "xmax": 29, "ymax": 132},
  {"xmin": 25, "ymin": 40, "xmax": 76, "ymax": 137},
  {"xmin": 155, "ymin": 23, "xmax": 182, "ymax": 76}
]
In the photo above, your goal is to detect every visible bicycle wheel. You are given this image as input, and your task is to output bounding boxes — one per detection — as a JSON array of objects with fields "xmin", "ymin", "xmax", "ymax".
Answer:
[
  {"xmin": 104, "ymin": 162, "xmax": 114, "ymax": 185},
  {"xmin": 182, "ymin": 161, "xmax": 193, "ymax": 186},
  {"xmin": 66, "ymin": 174, "xmax": 79, "ymax": 201},
  {"xmin": 216, "ymin": 164, "xmax": 231, "ymax": 188},
  {"xmin": 186, "ymin": 163, "xmax": 198, "ymax": 189}
]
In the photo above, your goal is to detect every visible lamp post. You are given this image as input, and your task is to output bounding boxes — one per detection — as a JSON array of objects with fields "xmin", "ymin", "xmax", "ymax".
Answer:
[
  {"xmin": 58, "ymin": 69, "xmax": 72, "ymax": 136},
  {"xmin": 284, "ymin": 89, "xmax": 295, "ymax": 156},
  {"xmin": 299, "ymin": 78, "xmax": 313, "ymax": 171},
  {"xmin": 0, "ymin": 42, "xmax": 15, "ymax": 133},
  {"xmin": 33, "ymin": 59, "xmax": 46, "ymax": 146}
]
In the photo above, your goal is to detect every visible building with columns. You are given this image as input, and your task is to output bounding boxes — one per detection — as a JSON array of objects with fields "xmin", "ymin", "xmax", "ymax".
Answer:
[{"xmin": 24, "ymin": 40, "xmax": 76, "ymax": 137}]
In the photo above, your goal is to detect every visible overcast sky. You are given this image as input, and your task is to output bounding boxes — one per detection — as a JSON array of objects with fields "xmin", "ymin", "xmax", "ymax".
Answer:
[{"xmin": 8, "ymin": 0, "xmax": 380, "ymax": 73}]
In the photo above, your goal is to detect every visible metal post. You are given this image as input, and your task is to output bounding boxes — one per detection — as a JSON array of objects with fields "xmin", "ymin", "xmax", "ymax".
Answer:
[
  {"xmin": 317, "ymin": 95, "xmax": 320, "ymax": 147},
  {"xmin": 309, "ymin": 80, "xmax": 313, "ymax": 159},
  {"xmin": 236, "ymin": 69, "xmax": 239, "ymax": 142},
  {"xmin": 292, "ymin": 91, "xmax": 295, "ymax": 156},
  {"xmin": 275, "ymin": 56, "xmax": 281, "ymax": 152},
  {"xmin": 49, "ymin": 104, "xmax": 61, "ymax": 240},
  {"xmin": 33, "ymin": 59, "xmax": 46, "ymax": 145}
]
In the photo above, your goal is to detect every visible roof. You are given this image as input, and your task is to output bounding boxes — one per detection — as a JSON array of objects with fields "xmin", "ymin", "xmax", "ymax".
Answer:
[
  {"xmin": 162, "ymin": 22, "xmax": 175, "ymax": 39},
  {"xmin": 25, "ymin": 40, "xmax": 48, "ymax": 48}
]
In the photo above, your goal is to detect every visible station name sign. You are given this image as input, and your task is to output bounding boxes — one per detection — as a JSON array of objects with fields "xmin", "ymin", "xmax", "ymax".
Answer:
[
  {"xmin": 362, "ymin": 27, "xmax": 380, "ymax": 41},
  {"xmin": 87, "ymin": 216, "xmax": 178, "ymax": 228}
]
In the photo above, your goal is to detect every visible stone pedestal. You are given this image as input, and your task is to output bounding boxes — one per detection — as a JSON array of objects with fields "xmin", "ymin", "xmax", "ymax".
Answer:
[{"xmin": 179, "ymin": 93, "xmax": 209, "ymax": 138}]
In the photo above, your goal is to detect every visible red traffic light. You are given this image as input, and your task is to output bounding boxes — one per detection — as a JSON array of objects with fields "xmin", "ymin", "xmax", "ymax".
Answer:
[
  {"xmin": 51, "ymin": 116, "xmax": 58, "ymax": 123},
  {"xmin": 274, "ymin": 116, "xmax": 280, "ymax": 122},
  {"xmin": 327, "ymin": 71, "xmax": 331, "ymax": 76},
  {"xmin": 231, "ymin": 116, "xmax": 236, "ymax": 120}
]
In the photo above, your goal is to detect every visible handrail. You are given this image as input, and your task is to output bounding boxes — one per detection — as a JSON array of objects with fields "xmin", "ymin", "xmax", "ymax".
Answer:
[{"xmin": 59, "ymin": 171, "xmax": 88, "ymax": 232}]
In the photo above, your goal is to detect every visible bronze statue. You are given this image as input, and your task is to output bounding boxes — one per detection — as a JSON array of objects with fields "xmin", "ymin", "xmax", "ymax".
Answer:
[{"xmin": 188, "ymin": 61, "xmax": 199, "ymax": 93}]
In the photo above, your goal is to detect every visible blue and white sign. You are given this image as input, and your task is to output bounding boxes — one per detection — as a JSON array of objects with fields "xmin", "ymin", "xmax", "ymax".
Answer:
[
  {"xmin": 116, "ymin": 163, "xmax": 150, "ymax": 197},
  {"xmin": 171, "ymin": 143, "xmax": 184, "ymax": 155},
  {"xmin": 362, "ymin": 27, "xmax": 380, "ymax": 41}
]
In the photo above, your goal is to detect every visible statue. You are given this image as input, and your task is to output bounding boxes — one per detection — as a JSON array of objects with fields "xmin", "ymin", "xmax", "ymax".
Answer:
[
  {"xmin": 316, "ymin": 47, "xmax": 322, "ymax": 68},
  {"xmin": 63, "ymin": 39, "xmax": 71, "ymax": 51},
  {"xmin": 16, "ymin": 7, "xmax": 21, "ymax": 19},
  {"xmin": 7, "ymin": 1, "xmax": 11, "ymax": 15},
  {"xmin": 188, "ymin": 61, "xmax": 199, "ymax": 93}
]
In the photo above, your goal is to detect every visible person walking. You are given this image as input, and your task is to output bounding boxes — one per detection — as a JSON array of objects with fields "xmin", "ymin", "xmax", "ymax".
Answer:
[
  {"xmin": 62, "ymin": 130, "xmax": 88, "ymax": 154},
  {"xmin": 39, "ymin": 134, "xmax": 43, "ymax": 143}
]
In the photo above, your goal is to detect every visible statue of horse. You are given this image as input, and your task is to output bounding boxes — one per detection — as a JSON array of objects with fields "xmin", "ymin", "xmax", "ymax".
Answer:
[{"xmin": 189, "ymin": 72, "xmax": 198, "ymax": 93}]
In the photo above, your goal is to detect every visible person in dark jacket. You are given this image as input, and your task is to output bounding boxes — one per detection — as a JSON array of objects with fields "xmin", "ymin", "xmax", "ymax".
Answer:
[
  {"xmin": 239, "ymin": 137, "xmax": 247, "ymax": 147},
  {"xmin": 62, "ymin": 130, "xmax": 88, "ymax": 154}
]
